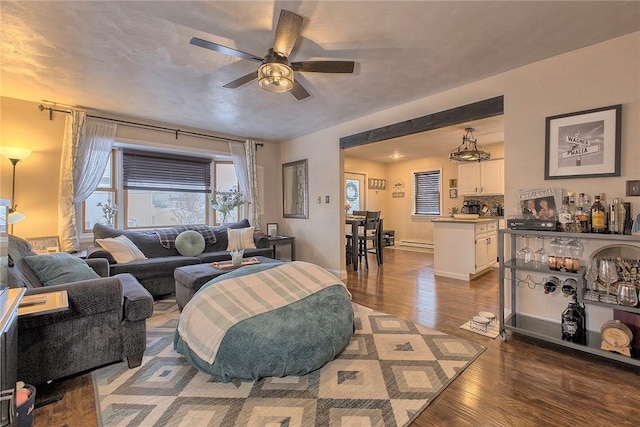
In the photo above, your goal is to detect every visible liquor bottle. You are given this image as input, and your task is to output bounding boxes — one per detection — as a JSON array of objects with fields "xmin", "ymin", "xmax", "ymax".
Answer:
[
  {"xmin": 557, "ymin": 196, "xmax": 572, "ymax": 232},
  {"xmin": 561, "ymin": 293, "xmax": 586, "ymax": 344},
  {"xmin": 576, "ymin": 193, "xmax": 589, "ymax": 233},
  {"xmin": 590, "ymin": 195, "xmax": 607, "ymax": 233},
  {"xmin": 567, "ymin": 192, "xmax": 576, "ymax": 213}
]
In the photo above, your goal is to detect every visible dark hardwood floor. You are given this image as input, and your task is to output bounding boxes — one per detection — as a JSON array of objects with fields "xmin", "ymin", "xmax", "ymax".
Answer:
[{"xmin": 33, "ymin": 248, "xmax": 639, "ymax": 426}]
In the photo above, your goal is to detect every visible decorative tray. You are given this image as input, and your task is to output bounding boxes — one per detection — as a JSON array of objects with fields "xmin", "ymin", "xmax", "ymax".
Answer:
[{"xmin": 211, "ymin": 257, "xmax": 261, "ymax": 270}]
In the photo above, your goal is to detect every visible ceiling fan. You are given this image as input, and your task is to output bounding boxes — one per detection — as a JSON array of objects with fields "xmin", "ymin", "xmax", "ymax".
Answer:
[{"xmin": 190, "ymin": 9, "xmax": 355, "ymax": 100}]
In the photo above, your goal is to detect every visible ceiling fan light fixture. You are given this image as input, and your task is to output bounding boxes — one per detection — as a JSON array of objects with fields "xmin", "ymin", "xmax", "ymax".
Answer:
[
  {"xmin": 449, "ymin": 127, "xmax": 491, "ymax": 162},
  {"xmin": 258, "ymin": 62, "xmax": 294, "ymax": 93}
]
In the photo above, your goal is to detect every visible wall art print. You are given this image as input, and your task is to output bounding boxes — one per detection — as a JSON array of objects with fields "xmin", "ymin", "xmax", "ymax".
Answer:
[{"xmin": 545, "ymin": 104, "xmax": 621, "ymax": 179}]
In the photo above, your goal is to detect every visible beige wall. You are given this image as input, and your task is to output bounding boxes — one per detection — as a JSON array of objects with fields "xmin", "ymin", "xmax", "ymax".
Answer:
[
  {"xmin": 281, "ymin": 32, "xmax": 639, "ymax": 278},
  {"xmin": 0, "ymin": 97, "xmax": 282, "ymax": 239},
  {"xmin": 1, "ymin": 97, "xmax": 65, "ymax": 237}
]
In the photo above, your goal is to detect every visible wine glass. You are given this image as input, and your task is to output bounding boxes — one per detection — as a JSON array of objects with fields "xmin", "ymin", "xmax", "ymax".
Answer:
[
  {"xmin": 598, "ymin": 259, "xmax": 619, "ymax": 304},
  {"xmin": 617, "ymin": 283, "xmax": 639, "ymax": 307},
  {"xmin": 583, "ymin": 258, "xmax": 600, "ymax": 301},
  {"xmin": 534, "ymin": 237, "xmax": 549, "ymax": 268},
  {"xmin": 548, "ymin": 237, "xmax": 565, "ymax": 270},
  {"xmin": 517, "ymin": 235, "xmax": 533, "ymax": 266},
  {"xmin": 564, "ymin": 238, "xmax": 584, "ymax": 272}
]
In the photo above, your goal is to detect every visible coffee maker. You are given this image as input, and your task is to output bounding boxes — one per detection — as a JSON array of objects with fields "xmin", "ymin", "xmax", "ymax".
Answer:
[{"xmin": 462, "ymin": 200, "xmax": 481, "ymax": 214}]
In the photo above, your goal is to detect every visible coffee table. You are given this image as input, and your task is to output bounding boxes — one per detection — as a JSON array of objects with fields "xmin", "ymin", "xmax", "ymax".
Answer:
[{"xmin": 174, "ymin": 256, "xmax": 278, "ymax": 311}]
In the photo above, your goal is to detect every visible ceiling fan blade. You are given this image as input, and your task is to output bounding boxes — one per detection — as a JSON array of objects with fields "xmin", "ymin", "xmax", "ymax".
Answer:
[
  {"xmin": 223, "ymin": 71, "xmax": 259, "ymax": 89},
  {"xmin": 190, "ymin": 37, "xmax": 262, "ymax": 63},
  {"xmin": 290, "ymin": 80, "xmax": 310, "ymax": 100},
  {"xmin": 273, "ymin": 10, "xmax": 303, "ymax": 57},
  {"xmin": 291, "ymin": 61, "xmax": 355, "ymax": 73}
]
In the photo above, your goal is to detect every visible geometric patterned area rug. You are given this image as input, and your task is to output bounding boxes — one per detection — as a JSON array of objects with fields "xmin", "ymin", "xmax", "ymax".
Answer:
[{"xmin": 94, "ymin": 299, "xmax": 485, "ymax": 426}]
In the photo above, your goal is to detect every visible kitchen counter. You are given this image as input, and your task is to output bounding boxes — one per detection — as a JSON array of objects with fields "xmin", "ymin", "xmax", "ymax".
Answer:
[
  {"xmin": 433, "ymin": 218, "xmax": 498, "ymax": 280},
  {"xmin": 431, "ymin": 217, "xmax": 501, "ymax": 224}
]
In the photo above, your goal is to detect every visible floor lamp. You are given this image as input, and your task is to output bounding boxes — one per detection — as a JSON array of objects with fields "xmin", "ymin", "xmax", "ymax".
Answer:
[{"xmin": 1, "ymin": 146, "xmax": 32, "ymax": 229}]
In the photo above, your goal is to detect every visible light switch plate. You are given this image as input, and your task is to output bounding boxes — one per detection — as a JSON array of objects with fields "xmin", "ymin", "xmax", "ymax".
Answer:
[{"xmin": 626, "ymin": 180, "xmax": 640, "ymax": 196}]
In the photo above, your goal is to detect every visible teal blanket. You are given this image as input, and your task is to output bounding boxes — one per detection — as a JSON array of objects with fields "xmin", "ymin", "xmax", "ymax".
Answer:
[{"xmin": 174, "ymin": 263, "xmax": 354, "ymax": 382}]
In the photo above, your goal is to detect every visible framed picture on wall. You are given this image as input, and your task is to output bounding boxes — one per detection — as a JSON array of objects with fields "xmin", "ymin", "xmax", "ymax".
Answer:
[
  {"xmin": 545, "ymin": 104, "xmax": 621, "ymax": 179},
  {"xmin": 449, "ymin": 188, "xmax": 458, "ymax": 198}
]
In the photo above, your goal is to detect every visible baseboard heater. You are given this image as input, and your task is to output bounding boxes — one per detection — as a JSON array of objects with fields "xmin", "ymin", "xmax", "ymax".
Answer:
[{"xmin": 398, "ymin": 240, "xmax": 434, "ymax": 249}]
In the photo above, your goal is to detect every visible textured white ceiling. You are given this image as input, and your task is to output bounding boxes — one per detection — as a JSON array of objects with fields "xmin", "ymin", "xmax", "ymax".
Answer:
[{"xmin": 1, "ymin": 1, "xmax": 639, "ymax": 143}]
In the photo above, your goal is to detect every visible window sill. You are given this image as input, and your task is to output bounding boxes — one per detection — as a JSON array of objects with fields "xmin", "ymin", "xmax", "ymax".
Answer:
[{"xmin": 411, "ymin": 214, "xmax": 439, "ymax": 221}]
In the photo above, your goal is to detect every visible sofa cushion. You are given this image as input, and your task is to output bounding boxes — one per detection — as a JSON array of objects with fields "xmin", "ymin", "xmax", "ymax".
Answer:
[
  {"xmin": 94, "ymin": 223, "xmax": 180, "ymax": 258},
  {"xmin": 8, "ymin": 235, "xmax": 35, "ymax": 266},
  {"xmin": 23, "ymin": 253, "xmax": 101, "ymax": 286},
  {"xmin": 175, "ymin": 230, "xmax": 206, "ymax": 256},
  {"xmin": 109, "ymin": 256, "xmax": 200, "ymax": 279},
  {"xmin": 226, "ymin": 227, "xmax": 257, "ymax": 251},
  {"xmin": 96, "ymin": 235, "xmax": 148, "ymax": 264}
]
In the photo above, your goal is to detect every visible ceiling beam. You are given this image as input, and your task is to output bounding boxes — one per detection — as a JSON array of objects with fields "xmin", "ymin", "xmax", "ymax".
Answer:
[{"xmin": 339, "ymin": 96, "xmax": 504, "ymax": 149}]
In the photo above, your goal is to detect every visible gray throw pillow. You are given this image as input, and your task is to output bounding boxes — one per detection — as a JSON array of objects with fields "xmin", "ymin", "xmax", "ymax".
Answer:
[
  {"xmin": 23, "ymin": 253, "xmax": 100, "ymax": 286},
  {"xmin": 175, "ymin": 230, "xmax": 206, "ymax": 256}
]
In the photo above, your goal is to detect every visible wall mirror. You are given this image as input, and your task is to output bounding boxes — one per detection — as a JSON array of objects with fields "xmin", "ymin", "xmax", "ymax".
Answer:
[{"xmin": 282, "ymin": 159, "xmax": 308, "ymax": 219}]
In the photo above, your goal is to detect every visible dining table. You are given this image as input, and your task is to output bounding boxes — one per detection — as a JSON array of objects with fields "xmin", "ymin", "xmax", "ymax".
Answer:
[{"xmin": 346, "ymin": 216, "xmax": 384, "ymax": 271}]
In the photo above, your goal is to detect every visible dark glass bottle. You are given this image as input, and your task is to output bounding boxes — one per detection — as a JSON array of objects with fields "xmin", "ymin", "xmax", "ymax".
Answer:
[
  {"xmin": 561, "ymin": 293, "xmax": 586, "ymax": 344},
  {"xmin": 590, "ymin": 195, "xmax": 607, "ymax": 233}
]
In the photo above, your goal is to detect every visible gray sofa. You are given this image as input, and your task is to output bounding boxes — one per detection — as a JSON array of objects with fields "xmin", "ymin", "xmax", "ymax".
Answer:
[
  {"xmin": 87, "ymin": 219, "xmax": 273, "ymax": 297},
  {"xmin": 8, "ymin": 236, "xmax": 154, "ymax": 386}
]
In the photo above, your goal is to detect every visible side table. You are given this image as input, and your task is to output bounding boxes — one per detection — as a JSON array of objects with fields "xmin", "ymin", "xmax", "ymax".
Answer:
[
  {"xmin": 18, "ymin": 291, "xmax": 69, "ymax": 317},
  {"xmin": 267, "ymin": 236, "xmax": 295, "ymax": 261}
]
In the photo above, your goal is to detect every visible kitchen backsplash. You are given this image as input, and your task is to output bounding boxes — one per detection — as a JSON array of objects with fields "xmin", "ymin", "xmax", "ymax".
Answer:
[{"xmin": 464, "ymin": 195, "xmax": 505, "ymax": 216}]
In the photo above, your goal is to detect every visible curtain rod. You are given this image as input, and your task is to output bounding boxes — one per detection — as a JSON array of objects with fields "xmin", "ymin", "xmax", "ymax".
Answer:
[{"xmin": 37, "ymin": 104, "xmax": 261, "ymax": 146}]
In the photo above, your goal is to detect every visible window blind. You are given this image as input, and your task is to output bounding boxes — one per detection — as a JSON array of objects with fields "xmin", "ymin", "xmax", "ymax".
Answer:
[
  {"xmin": 414, "ymin": 170, "xmax": 441, "ymax": 215},
  {"xmin": 123, "ymin": 150, "xmax": 211, "ymax": 193}
]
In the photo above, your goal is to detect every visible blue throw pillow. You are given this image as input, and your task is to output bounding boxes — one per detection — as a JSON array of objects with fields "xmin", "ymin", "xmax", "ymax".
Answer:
[{"xmin": 23, "ymin": 252, "xmax": 101, "ymax": 286}]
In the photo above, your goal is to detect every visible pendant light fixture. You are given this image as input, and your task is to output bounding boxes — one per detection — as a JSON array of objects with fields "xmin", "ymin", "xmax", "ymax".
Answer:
[
  {"xmin": 449, "ymin": 127, "xmax": 491, "ymax": 162},
  {"xmin": 258, "ymin": 49, "xmax": 294, "ymax": 93}
]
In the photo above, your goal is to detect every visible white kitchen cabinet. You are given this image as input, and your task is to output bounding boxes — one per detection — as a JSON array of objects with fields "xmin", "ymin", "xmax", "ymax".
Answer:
[
  {"xmin": 475, "ymin": 221, "xmax": 498, "ymax": 272},
  {"xmin": 457, "ymin": 159, "xmax": 504, "ymax": 195},
  {"xmin": 433, "ymin": 218, "xmax": 498, "ymax": 280}
]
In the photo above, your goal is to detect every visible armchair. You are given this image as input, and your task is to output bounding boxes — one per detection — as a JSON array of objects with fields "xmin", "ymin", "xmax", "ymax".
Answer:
[{"xmin": 7, "ymin": 236, "xmax": 154, "ymax": 386}]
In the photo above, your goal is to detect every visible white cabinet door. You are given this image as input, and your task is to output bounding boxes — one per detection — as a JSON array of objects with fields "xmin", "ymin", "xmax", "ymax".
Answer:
[
  {"xmin": 487, "ymin": 231, "xmax": 498, "ymax": 267},
  {"xmin": 475, "ymin": 235, "xmax": 488, "ymax": 271},
  {"xmin": 458, "ymin": 163, "xmax": 480, "ymax": 195},
  {"xmin": 480, "ymin": 159, "xmax": 504, "ymax": 194}
]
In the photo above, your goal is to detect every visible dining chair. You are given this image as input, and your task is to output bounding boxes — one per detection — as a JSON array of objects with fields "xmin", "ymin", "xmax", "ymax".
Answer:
[
  {"xmin": 345, "ymin": 210, "xmax": 367, "ymax": 265},
  {"xmin": 357, "ymin": 211, "xmax": 381, "ymax": 270}
]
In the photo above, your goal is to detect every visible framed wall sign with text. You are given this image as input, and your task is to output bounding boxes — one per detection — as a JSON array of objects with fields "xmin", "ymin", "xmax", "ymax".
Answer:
[{"xmin": 545, "ymin": 104, "xmax": 621, "ymax": 179}]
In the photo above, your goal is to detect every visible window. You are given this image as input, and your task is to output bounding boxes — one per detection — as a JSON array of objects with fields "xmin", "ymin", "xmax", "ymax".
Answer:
[
  {"xmin": 82, "ymin": 148, "xmax": 241, "ymax": 232},
  {"xmin": 414, "ymin": 170, "xmax": 441, "ymax": 215},
  {"xmin": 83, "ymin": 151, "xmax": 116, "ymax": 232},
  {"xmin": 213, "ymin": 161, "xmax": 242, "ymax": 225},
  {"xmin": 123, "ymin": 150, "xmax": 211, "ymax": 228}
]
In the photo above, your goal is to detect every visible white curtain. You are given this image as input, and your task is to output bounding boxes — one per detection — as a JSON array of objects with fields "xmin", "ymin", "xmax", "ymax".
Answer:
[
  {"xmin": 229, "ymin": 139, "xmax": 261, "ymax": 231},
  {"xmin": 58, "ymin": 112, "xmax": 116, "ymax": 251}
]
